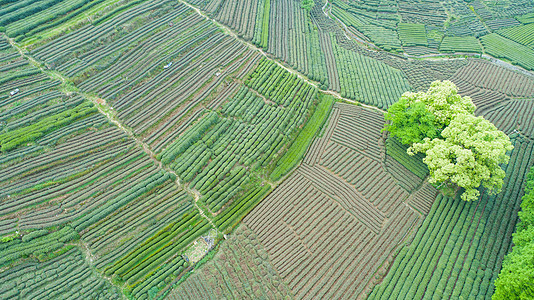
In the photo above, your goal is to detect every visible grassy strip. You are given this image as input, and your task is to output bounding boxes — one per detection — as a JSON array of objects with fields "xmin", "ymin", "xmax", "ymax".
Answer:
[
  {"xmin": 270, "ymin": 94, "xmax": 334, "ymax": 181},
  {"xmin": 0, "ymin": 102, "xmax": 96, "ymax": 152},
  {"xmin": 214, "ymin": 184, "xmax": 272, "ymax": 232},
  {"xmin": 24, "ymin": 0, "xmax": 108, "ymax": 37},
  {"xmin": 260, "ymin": 0, "xmax": 270, "ymax": 49},
  {"xmin": 92, "ymin": 0, "xmax": 147, "ymax": 26}
]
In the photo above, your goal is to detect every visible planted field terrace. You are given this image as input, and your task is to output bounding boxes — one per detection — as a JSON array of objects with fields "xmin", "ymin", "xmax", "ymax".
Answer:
[
  {"xmin": 370, "ymin": 137, "xmax": 534, "ymax": 299},
  {"xmin": 323, "ymin": 0, "xmax": 534, "ymax": 63},
  {"xmin": 1, "ymin": 0, "xmax": 534, "ymax": 298},
  {"xmin": 0, "ymin": 36, "xmax": 213, "ymax": 299},
  {"xmin": 167, "ymin": 224, "xmax": 293, "ymax": 299},
  {"xmin": 0, "ymin": 0, "xmax": 328, "ymax": 297},
  {"xmin": 242, "ymin": 103, "xmax": 438, "ymax": 298}
]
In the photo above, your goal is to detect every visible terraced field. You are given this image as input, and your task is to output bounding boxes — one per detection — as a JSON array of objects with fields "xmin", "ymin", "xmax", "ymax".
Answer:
[
  {"xmin": 370, "ymin": 137, "xmax": 534, "ymax": 299},
  {"xmin": 167, "ymin": 224, "xmax": 292, "ymax": 299},
  {"xmin": 242, "ymin": 103, "xmax": 437, "ymax": 298},
  {"xmin": 0, "ymin": 0, "xmax": 533, "ymax": 299},
  {"xmin": 0, "ymin": 2, "xmax": 324, "ymax": 297}
]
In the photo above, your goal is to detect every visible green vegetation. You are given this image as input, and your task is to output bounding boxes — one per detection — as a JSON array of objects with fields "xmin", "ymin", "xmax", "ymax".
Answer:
[
  {"xmin": 398, "ymin": 23, "xmax": 427, "ymax": 46},
  {"xmin": 372, "ymin": 136, "xmax": 533, "ymax": 298},
  {"xmin": 493, "ymin": 166, "xmax": 534, "ymax": 299},
  {"xmin": 214, "ymin": 184, "xmax": 272, "ymax": 231},
  {"xmin": 516, "ymin": 12, "xmax": 534, "ymax": 24},
  {"xmin": 0, "ymin": 0, "xmax": 533, "ymax": 299},
  {"xmin": 0, "ymin": 226, "xmax": 78, "ymax": 267},
  {"xmin": 331, "ymin": 35, "xmax": 411, "ymax": 108},
  {"xmin": 496, "ymin": 23, "xmax": 534, "ymax": 48},
  {"xmin": 167, "ymin": 224, "xmax": 293, "ymax": 299},
  {"xmin": 260, "ymin": 0, "xmax": 270, "ymax": 49},
  {"xmin": 270, "ymin": 94, "xmax": 334, "ymax": 181},
  {"xmin": 385, "ymin": 81, "xmax": 512, "ymax": 201},
  {"xmin": 384, "ymin": 80, "xmax": 475, "ymax": 145},
  {"xmin": 0, "ymin": 101, "xmax": 96, "ymax": 152},
  {"xmin": 386, "ymin": 137, "xmax": 428, "ymax": 180},
  {"xmin": 410, "ymin": 114, "xmax": 513, "ymax": 201},
  {"xmin": 384, "ymin": 98, "xmax": 439, "ymax": 145},
  {"xmin": 300, "ymin": 0, "xmax": 314, "ymax": 12},
  {"xmin": 439, "ymin": 36, "xmax": 482, "ymax": 53},
  {"xmin": 480, "ymin": 33, "xmax": 534, "ymax": 70}
]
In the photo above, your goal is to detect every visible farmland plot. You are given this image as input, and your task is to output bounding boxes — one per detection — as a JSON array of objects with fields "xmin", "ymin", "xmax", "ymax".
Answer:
[
  {"xmin": 167, "ymin": 224, "xmax": 293, "ymax": 299},
  {"xmin": 370, "ymin": 137, "xmax": 534, "ymax": 299},
  {"xmin": 158, "ymin": 58, "xmax": 322, "ymax": 223},
  {"xmin": 0, "ymin": 248, "xmax": 120, "ymax": 299},
  {"xmin": 1, "ymin": 1, "xmax": 327, "ymax": 295},
  {"xmin": 0, "ymin": 0, "xmax": 533, "ymax": 298},
  {"xmin": 368, "ymin": 59, "xmax": 534, "ymax": 298},
  {"xmin": 31, "ymin": 2, "xmax": 262, "ymax": 152},
  {"xmin": 0, "ymin": 38, "xmax": 211, "ymax": 299},
  {"xmin": 200, "ymin": 0, "xmax": 330, "ymax": 88},
  {"xmin": 243, "ymin": 102, "xmax": 438, "ymax": 299},
  {"xmin": 0, "ymin": 0, "xmax": 148, "ymax": 40},
  {"xmin": 198, "ymin": 0, "xmax": 417, "ymax": 105},
  {"xmin": 450, "ymin": 59, "xmax": 534, "ymax": 134},
  {"xmin": 193, "ymin": 0, "xmax": 482, "ymax": 109},
  {"xmin": 325, "ymin": 0, "xmax": 534, "ymax": 65}
]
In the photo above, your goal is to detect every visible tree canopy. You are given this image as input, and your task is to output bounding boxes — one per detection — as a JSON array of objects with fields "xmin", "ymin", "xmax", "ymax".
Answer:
[
  {"xmin": 409, "ymin": 114, "xmax": 513, "ymax": 201},
  {"xmin": 383, "ymin": 97, "xmax": 439, "ymax": 145},
  {"xmin": 384, "ymin": 80, "xmax": 476, "ymax": 145},
  {"xmin": 301, "ymin": 0, "xmax": 315, "ymax": 12},
  {"xmin": 385, "ymin": 80, "xmax": 513, "ymax": 202}
]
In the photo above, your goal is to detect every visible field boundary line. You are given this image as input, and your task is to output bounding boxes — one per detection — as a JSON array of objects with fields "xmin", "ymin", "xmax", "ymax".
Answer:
[{"xmin": 283, "ymin": 220, "xmax": 314, "ymax": 256}]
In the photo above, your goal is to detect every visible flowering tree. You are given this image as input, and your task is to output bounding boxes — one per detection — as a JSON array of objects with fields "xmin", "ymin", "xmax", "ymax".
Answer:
[{"xmin": 385, "ymin": 81, "xmax": 513, "ymax": 201}]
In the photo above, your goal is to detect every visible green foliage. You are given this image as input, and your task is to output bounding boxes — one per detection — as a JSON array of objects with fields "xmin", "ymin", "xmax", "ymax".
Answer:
[
  {"xmin": 496, "ymin": 23, "xmax": 534, "ymax": 48},
  {"xmin": 270, "ymin": 94, "xmax": 334, "ymax": 181},
  {"xmin": 260, "ymin": 0, "xmax": 270, "ymax": 49},
  {"xmin": 301, "ymin": 0, "xmax": 314, "ymax": 12},
  {"xmin": 0, "ymin": 0, "xmax": 63, "ymax": 27},
  {"xmin": 411, "ymin": 81, "xmax": 475, "ymax": 126},
  {"xmin": 386, "ymin": 137, "xmax": 429, "ymax": 179},
  {"xmin": 331, "ymin": 35, "xmax": 410, "ymax": 108},
  {"xmin": 384, "ymin": 80, "xmax": 475, "ymax": 145},
  {"xmin": 385, "ymin": 81, "xmax": 511, "ymax": 201},
  {"xmin": 409, "ymin": 114, "xmax": 513, "ymax": 201},
  {"xmin": 480, "ymin": 33, "xmax": 534, "ymax": 71},
  {"xmin": 0, "ymin": 226, "xmax": 78, "ymax": 267},
  {"xmin": 398, "ymin": 23, "xmax": 428, "ymax": 46},
  {"xmin": 516, "ymin": 13, "xmax": 534, "ymax": 25},
  {"xmin": 72, "ymin": 171, "xmax": 172, "ymax": 232},
  {"xmin": 214, "ymin": 184, "xmax": 272, "ymax": 231},
  {"xmin": 0, "ymin": 101, "xmax": 96, "ymax": 152},
  {"xmin": 4, "ymin": 0, "xmax": 91, "ymax": 38},
  {"xmin": 1, "ymin": 235, "xmax": 15, "ymax": 243},
  {"xmin": 493, "ymin": 167, "xmax": 534, "ymax": 299},
  {"xmin": 439, "ymin": 36, "xmax": 482, "ymax": 53},
  {"xmin": 22, "ymin": 229, "xmax": 49, "ymax": 242},
  {"xmin": 384, "ymin": 98, "xmax": 439, "ymax": 145},
  {"xmin": 158, "ymin": 112, "xmax": 219, "ymax": 164}
]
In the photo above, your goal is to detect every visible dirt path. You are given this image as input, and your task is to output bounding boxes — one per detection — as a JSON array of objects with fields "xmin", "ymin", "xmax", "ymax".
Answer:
[{"xmin": 188, "ymin": 188, "xmax": 217, "ymax": 230}]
